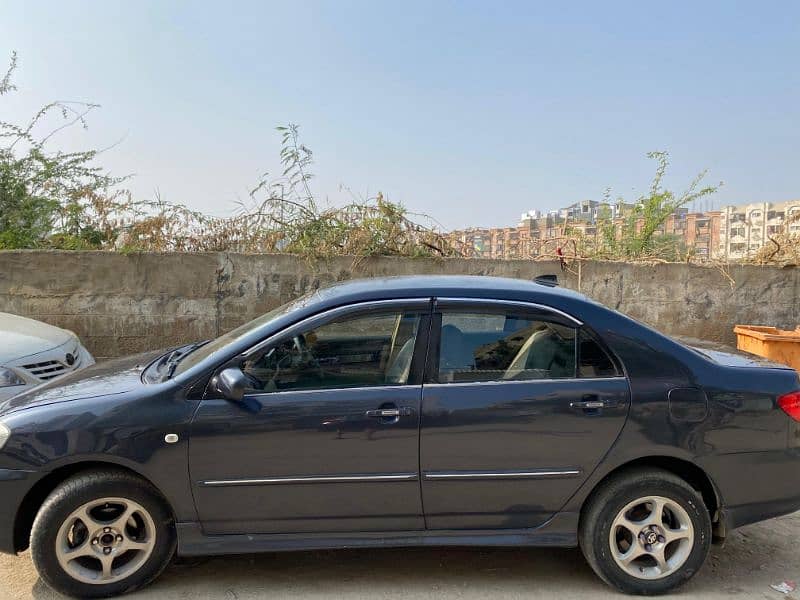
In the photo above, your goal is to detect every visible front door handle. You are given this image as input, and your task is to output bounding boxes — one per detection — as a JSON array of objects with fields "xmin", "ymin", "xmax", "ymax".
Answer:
[
  {"xmin": 366, "ymin": 408, "xmax": 400, "ymax": 418},
  {"xmin": 570, "ymin": 400, "xmax": 605, "ymax": 409},
  {"xmin": 365, "ymin": 407, "xmax": 413, "ymax": 418}
]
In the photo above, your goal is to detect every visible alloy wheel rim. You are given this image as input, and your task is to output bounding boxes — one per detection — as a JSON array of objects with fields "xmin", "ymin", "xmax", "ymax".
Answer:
[
  {"xmin": 55, "ymin": 497, "xmax": 156, "ymax": 585},
  {"xmin": 609, "ymin": 495, "xmax": 694, "ymax": 580}
]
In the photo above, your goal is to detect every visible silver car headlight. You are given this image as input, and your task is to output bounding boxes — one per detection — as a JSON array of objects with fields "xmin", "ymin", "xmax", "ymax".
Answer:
[
  {"xmin": 0, "ymin": 367, "xmax": 25, "ymax": 388},
  {"xmin": 0, "ymin": 423, "xmax": 9, "ymax": 450}
]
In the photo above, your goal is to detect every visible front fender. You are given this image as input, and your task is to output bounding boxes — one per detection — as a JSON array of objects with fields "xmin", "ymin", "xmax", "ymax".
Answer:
[{"xmin": 0, "ymin": 389, "xmax": 198, "ymax": 523}]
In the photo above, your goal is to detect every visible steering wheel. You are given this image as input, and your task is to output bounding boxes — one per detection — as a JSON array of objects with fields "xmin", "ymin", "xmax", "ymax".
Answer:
[{"xmin": 292, "ymin": 334, "xmax": 324, "ymax": 378}]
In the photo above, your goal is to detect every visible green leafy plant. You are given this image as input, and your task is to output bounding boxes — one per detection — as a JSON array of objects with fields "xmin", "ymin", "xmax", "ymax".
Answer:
[
  {"xmin": 0, "ymin": 53, "xmax": 454, "ymax": 258},
  {"xmin": 0, "ymin": 52, "xmax": 126, "ymax": 249},
  {"xmin": 591, "ymin": 151, "xmax": 720, "ymax": 261}
]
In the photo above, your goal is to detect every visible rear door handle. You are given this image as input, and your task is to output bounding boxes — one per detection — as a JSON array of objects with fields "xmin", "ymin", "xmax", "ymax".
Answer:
[
  {"xmin": 570, "ymin": 396, "xmax": 619, "ymax": 411},
  {"xmin": 570, "ymin": 400, "xmax": 605, "ymax": 409}
]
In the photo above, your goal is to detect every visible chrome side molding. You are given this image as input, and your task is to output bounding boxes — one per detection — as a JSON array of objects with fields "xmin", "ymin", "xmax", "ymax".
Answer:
[
  {"xmin": 423, "ymin": 469, "xmax": 581, "ymax": 480},
  {"xmin": 201, "ymin": 473, "xmax": 419, "ymax": 487}
]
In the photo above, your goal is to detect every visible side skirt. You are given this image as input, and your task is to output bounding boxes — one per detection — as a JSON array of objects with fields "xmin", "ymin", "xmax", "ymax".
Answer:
[{"xmin": 176, "ymin": 511, "xmax": 579, "ymax": 556}]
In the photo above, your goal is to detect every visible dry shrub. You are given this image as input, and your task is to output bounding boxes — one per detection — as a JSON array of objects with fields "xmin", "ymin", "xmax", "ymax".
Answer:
[{"xmin": 754, "ymin": 212, "xmax": 800, "ymax": 265}]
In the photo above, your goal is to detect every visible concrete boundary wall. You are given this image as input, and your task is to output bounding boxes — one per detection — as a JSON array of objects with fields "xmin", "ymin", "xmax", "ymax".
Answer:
[{"xmin": 0, "ymin": 251, "xmax": 797, "ymax": 358}]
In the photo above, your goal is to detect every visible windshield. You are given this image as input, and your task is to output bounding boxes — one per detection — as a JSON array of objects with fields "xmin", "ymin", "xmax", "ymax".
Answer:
[{"xmin": 170, "ymin": 294, "xmax": 313, "ymax": 378}]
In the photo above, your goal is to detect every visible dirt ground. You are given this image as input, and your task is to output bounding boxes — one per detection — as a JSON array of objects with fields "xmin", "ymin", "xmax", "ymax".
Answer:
[{"xmin": 2, "ymin": 512, "xmax": 799, "ymax": 600}]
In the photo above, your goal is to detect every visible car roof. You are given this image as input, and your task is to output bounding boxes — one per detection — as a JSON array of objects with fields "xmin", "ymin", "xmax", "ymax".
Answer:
[{"xmin": 311, "ymin": 275, "xmax": 587, "ymax": 306}]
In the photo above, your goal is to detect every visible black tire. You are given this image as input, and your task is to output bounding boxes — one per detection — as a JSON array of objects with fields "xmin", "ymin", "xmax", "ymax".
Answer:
[
  {"xmin": 30, "ymin": 469, "xmax": 176, "ymax": 599},
  {"xmin": 579, "ymin": 467, "xmax": 711, "ymax": 595}
]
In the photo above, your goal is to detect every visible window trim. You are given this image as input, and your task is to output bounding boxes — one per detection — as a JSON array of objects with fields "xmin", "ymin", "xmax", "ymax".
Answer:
[
  {"xmin": 207, "ymin": 298, "xmax": 434, "ymax": 396},
  {"xmin": 434, "ymin": 297, "xmax": 583, "ymax": 326},
  {"xmin": 423, "ymin": 376, "xmax": 625, "ymax": 389}
]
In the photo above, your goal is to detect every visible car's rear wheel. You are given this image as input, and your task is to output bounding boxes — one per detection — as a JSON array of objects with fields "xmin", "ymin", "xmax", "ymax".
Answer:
[
  {"xmin": 30, "ymin": 469, "xmax": 176, "ymax": 598},
  {"xmin": 579, "ymin": 467, "xmax": 711, "ymax": 595}
]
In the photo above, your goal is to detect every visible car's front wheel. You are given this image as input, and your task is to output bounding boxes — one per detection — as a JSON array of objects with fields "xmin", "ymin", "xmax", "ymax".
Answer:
[
  {"xmin": 579, "ymin": 467, "xmax": 712, "ymax": 595},
  {"xmin": 30, "ymin": 469, "xmax": 176, "ymax": 598}
]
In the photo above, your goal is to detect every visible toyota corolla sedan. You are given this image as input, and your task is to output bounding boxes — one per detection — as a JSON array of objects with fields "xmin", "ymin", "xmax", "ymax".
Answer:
[
  {"xmin": 1, "ymin": 276, "xmax": 799, "ymax": 598},
  {"xmin": 0, "ymin": 312, "xmax": 95, "ymax": 403}
]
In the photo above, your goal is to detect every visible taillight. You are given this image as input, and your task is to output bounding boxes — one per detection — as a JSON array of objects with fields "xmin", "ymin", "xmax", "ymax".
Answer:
[{"xmin": 778, "ymin": 391, "xmax": 800, "ymax": 421}]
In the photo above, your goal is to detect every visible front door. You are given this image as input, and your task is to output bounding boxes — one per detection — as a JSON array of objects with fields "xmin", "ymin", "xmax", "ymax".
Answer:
[
  {"xmin": 189, "ymin": 301, "xmax": 430, "ymax": 535},
  {"xmin": 420, "ymin": 300, "xmax": 630, "ymax": 530}
]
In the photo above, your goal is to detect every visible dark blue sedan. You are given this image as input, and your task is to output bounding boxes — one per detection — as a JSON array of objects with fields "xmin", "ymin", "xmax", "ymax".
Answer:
[{"xmin": 1, "ymin": 276, "xmax": 799, "ymax": 597}]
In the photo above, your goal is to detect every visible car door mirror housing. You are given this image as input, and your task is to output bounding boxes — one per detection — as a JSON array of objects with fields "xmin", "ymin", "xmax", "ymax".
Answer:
[{"xmin": 213, "ymin": 367, "xmax": 248, "ymax": 402}]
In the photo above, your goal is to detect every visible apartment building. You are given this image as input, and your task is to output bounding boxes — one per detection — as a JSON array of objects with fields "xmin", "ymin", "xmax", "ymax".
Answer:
[
  {"xmin": 448, "ymin": 227, "xmax": 491, "ymax": 258},
  {"xmin": 449, "ymin": 199, "xmax": 799, "ymax": 261},
  {"xmin": 717, "ymin": 201, "xmax": 800, "ymax": 260}
]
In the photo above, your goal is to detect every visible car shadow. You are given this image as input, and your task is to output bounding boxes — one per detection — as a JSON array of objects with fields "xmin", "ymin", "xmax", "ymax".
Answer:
[
  {"xmin": 28, "ymin": 518, "xmax": 797, "ymax": 599},
  {"xmin": 30, "ymin": 546, "xmax": 600, "ymax": 599},
  {"xmin": 158, "ymin": 546, "xmax": 605, "ymax": 597}
]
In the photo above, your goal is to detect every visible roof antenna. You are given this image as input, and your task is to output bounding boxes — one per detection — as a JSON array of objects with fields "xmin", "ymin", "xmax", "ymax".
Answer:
[{"xmin": 534, "ymin": 274, "xmax": 559, "ymax": 287}]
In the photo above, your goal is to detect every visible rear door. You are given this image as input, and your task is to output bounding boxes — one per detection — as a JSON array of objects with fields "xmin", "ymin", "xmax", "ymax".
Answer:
[{"xmin": 420, "ymin": 299, "xmax": 630, "ymax": 530}]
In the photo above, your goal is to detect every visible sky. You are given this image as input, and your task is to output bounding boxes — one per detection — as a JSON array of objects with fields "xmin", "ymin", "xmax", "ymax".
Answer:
[{"xmin": 2, "ymin": 0, "xmax": 799, "ymax": 230}]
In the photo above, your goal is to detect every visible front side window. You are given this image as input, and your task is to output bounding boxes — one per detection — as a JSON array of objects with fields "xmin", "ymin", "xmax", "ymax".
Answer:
[
  {"xmin": 172, "ymin": 294, "xmax": 315, "ymax": 377},
  {"xmin": 240, "ymin": 310, "xmax": 422, "ymax": 393},
  {"xmin": 436, "ymin": 311, "xmax": 576, "ymax": 383}
]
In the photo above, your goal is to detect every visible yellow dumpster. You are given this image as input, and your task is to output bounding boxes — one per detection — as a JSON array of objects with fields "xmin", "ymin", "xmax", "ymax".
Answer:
[{"xmin": 734, "ymin": 325, "xmax": 800, "ymax": 372}]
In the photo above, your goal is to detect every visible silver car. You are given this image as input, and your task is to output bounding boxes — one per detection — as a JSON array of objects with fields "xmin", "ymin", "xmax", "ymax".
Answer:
[{"xmin": 0, "ymin": 312, "xmax": 95, "ymax": 402}]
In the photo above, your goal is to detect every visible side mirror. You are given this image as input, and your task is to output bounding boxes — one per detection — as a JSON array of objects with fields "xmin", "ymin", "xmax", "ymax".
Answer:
[{"xmin": 212, "ymin": 367, "xmax": 248, "ymax": 402}]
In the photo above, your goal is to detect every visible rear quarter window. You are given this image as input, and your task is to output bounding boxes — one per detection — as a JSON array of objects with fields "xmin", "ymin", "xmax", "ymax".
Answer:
[{"xmin": 578, "ymin": 329, "xmax": 620, "ymax": 378}]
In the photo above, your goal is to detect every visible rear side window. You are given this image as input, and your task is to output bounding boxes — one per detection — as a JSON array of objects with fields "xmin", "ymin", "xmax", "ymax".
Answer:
[
  {"xmin": 578, "ymin": 329, "xmax": 619, "ymax": 378},
  {"xmin": 437, "ymin": 311, "xmax": 576, "ymax": 383}
]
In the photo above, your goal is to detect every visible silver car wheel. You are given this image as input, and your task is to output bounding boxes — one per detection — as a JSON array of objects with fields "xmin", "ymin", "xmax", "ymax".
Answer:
[
  {"xmin": 609, "ymin": 495, "xmax": 694, "ymax": 580},
  {"xmin": 54, "ymin": 496, "xmax": 156, "ymax": 585}
]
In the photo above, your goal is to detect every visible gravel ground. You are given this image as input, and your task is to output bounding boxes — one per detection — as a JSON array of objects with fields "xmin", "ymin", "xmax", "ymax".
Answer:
[{"xmin": 2, "ymin": 512, "xmax": 799, "ymax": 599}]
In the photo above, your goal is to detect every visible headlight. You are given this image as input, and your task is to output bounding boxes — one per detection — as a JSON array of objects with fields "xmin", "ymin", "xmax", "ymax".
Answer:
[
  {"xmin": 0, "ymin": 368, "xmax": 25, "ymax": 388},
  {"xmin": 0, "ymin": 423, "xmax": 9, "ymax": 450}
]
